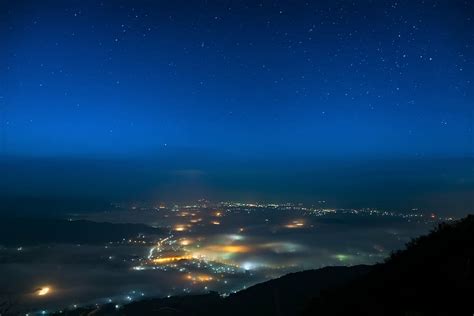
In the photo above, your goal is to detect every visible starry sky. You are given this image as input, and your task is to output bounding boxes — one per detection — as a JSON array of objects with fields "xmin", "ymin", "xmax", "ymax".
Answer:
[{"xmin": 0, "ymin": 1, "xmax": 473, "ymax": 212}]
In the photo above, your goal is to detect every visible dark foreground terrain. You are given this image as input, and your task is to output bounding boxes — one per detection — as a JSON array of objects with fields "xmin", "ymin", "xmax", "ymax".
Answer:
[{"xmin": 17, "ymin": 215, "xmax": 474, "ymax": 315}]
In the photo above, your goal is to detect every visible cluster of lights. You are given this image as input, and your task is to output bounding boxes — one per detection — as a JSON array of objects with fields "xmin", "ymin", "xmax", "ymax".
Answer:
[
  {"xmin": 152, "ymin": 255, "xmax": 192, "ymax": 264},
  {"xmin": 179, "ymin": 238, "xmax": 193, "ymax": 246},
  {"xmin": 284, "ymin": 220, "xmax": 304, "ymax": 228},
  {"xmin": 185, "ymin": 274, "xmax": 214, "ymax": 283},
  {"xmin": 36, "ymin": 287, "xmax": 51, "ymax": 296}
]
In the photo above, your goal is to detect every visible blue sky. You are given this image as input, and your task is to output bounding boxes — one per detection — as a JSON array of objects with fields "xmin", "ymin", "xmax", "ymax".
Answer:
[{"xmin": 0, "ymin": 1, "xmax": 473, "ymax": 213}]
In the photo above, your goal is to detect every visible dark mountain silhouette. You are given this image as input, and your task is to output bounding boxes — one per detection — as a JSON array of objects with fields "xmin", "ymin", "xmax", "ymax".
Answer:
[
  {"xmin": 305, "ymin": 214, "xmax": 474, "ymax": 316},
  {"xmin": 0, "ymin": 218, "xmax": 163, "ymax": 246},
  {"xmin": 221, "ymin": 265, "xmax": 371, "ymax": 316},
  {"xmin": 53, "ymin": 215, "xmax": 474, "ymax": 316}
]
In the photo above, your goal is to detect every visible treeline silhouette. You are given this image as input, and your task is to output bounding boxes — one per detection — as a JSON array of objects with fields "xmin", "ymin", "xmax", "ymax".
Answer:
[{"xmin": 0, "ymin": 218, "xmax": 163, "ymax": 246}]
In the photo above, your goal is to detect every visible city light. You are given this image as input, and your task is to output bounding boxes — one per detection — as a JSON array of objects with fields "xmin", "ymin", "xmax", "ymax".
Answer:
[
  {"xmin": 174, "ymin": 225, "xmax": 187, "ymax": 232},
  {"xmin": 36, "ymin": 287, "xmax": 51, "ymax": 296},
  {"xmin": 284, "ymin": 220, "xmax": 305, "ymax": 228},
  {"xmin": 152, "ymin": 256, "xmax": 192, "ymax": 264},
  {"xmin": 185, "ymin": 274, "xmax": 214, "ymax": 282},
  {"xmin": 201, "ymin": 244, "xmax": 251, "ymax": 255},
  {"xmin": 179, "ymin": 238, "xmax": 193, "ymax": 246}
]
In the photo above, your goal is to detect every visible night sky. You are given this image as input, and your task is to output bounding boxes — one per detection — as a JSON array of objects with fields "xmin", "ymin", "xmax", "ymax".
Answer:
[{"xmin": 1, "ymin": 1, "xmax": 473, "ymax": 212}]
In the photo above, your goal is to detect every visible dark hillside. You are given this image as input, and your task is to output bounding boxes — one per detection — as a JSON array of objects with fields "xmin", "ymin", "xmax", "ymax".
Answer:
[
  {"xmin": 306, "ymin": 215, "xmax": 474, "ymax": 315},
  {"xmin": 0, "ymin": 218, "xmax": 163, "ymax": 246}
]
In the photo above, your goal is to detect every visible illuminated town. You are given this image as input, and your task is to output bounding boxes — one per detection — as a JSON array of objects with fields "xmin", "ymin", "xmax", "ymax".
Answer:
[{"xmin": 7, "ymin": 200, "xmax": 451, "ymax": 315}]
